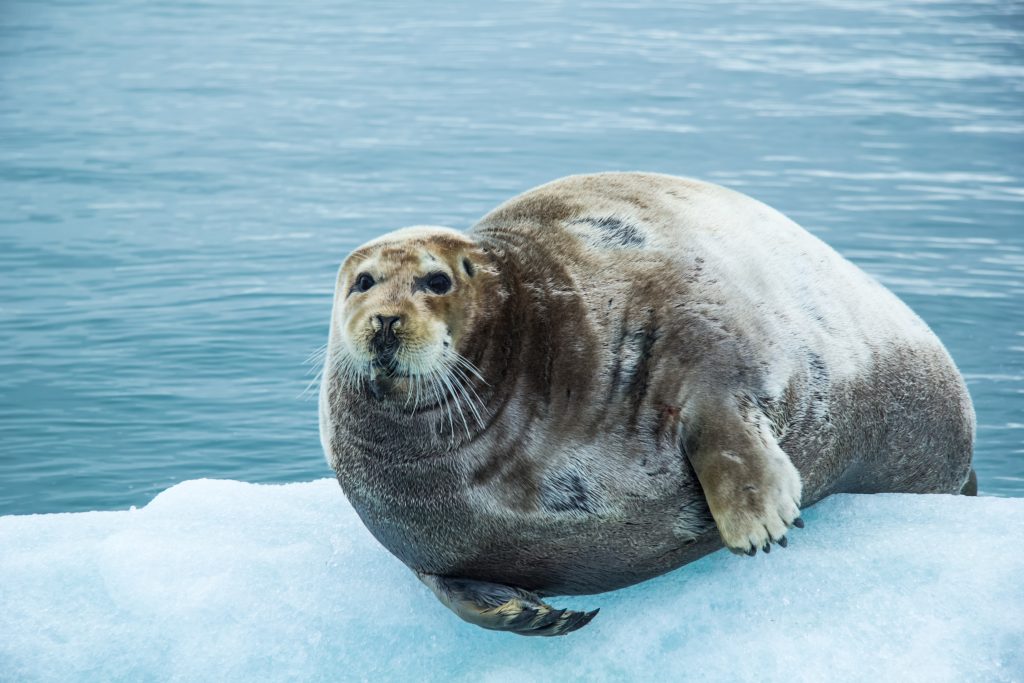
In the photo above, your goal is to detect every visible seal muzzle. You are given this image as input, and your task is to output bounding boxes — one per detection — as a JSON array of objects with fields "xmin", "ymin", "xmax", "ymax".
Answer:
[{"xmin": 370, "ymin": 315, "xmax": 401, "ymax": 367}]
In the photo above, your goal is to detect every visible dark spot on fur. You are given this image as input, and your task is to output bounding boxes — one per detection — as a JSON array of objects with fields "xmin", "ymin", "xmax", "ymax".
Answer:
[
  {"xmin": 808, "ymin": 352, "xmax": 828, "ymax": 387},
  {"xmin": 471, "ymin": 447, "xmax": 513, "ymax": 487},
  {"xmin": 463, "ymin": 258, "xmax": 475, "ymax": 277},
  {"xmin": 540, "ymin": 470, "xmax": 596, "ymax": 514},
  {"xmin": 504, "ymin": 458, "xmax": 541, "ymax": 504},
  {"xmin": 571, "ymin": 216, "xmax": 645, "ymax": 248},
  {"xmin": 605, "ymin": 317, "xmax": 630, "ymax": 404},
  {"xmin": 471, "ymin": 446, "xmax": 544, "ymax": 512},
  {"xmin": 806, "ymin": 352, "xmax": 831, "ymax": 421},
  {"xmin": 602, "ymin": 298, "xmax": 664, "ymax": 432},
  {"xmin": 625, "ymin": 321, "xmax": 660, "ymax": 425}
]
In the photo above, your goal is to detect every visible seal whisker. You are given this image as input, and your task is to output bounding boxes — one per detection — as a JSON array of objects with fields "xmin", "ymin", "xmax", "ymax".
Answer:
[
  {"xmin": 305, "ymin": 343, "xmax": 329, "ymax": 368},
  {"xmin": 403, "ymin": 364, "xmax": 416, "ymax": 409},
  {"xmin": 300, "ymin": 367, "xmax": 324, "ymax": 400},
  {"xmin": 450, "ymin": 369, "xmax": 481, "ymax": 433},
  {"xmin": 420, "ymin": 372, "xmax": 433, "ymax": 413},
  {"xmin": 462, "ymin": 365, "xmax": 488, "ymax": 389},
  {"xmin": 439, "ymin": 366, "xmax": 471, "ymax": 437},
  {"xmin": 451, "ymin": 352, "xmax": 489, "ymax": 386},
  {"xmin": 446, "ymin": 352, "xmax": 490, "ymax": 427},
  {"xmin": 452, "ymin": 372, "xmax": 485, "ymax": 429},
  {"xmin": 428, "ymin": 367, "xmax": 455, "ymax": 442},
  {"xmin": 299, "ymin": 349, "xmax": 332, "ymax": 399},
  {"xmin": 412, "ymin": 371, "xmax": 422, "ymax": 411},
  {"xmin": 340, "ymin": 353, "xmax": 362, "ymax": 393},
  {"xmin": 443, "ymin": 371, "xmax": 469, "ymax": 440},
  {"xmin": 345, "ymin": 357, "xmax": 361, "ymax": 393},
  {"xmin": 326, "ymin": 351, "xmax": 352, "ymax": 394},
  {"xmin": 422, "ymin": 369, "xmax": 437, "ymax": 414},
  {"xmin": 448, "ymin": 362, "xmax": 486, "ymax": 428},
  {"xmin": 418, "ymin": 372, "xmax": 428, "ymax": 412}
]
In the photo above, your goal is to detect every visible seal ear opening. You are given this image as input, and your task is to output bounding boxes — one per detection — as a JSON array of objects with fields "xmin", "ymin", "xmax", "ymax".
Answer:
[{"xmin": 462, "ymin": 257, "xmax": 475, "ymax": 277}]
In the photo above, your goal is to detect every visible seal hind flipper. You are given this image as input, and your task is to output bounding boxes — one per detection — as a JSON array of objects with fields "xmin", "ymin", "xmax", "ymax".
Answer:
[
  {"xmin": 416, "ymin": 573, "xmax": 598, "ymax": 637},
  {"xmin": 687, "ymin": 403, "xmax": 803, "ymax": 555}
]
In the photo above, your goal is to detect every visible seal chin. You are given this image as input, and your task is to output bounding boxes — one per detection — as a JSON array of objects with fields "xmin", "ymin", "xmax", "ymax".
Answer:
[
  {"xmin": 368, "ymin": 358, "xmax": 401, "ymax": 398},
  {"xmin": 367, "ymin": 359, "xmax": 421, "ymax": 400},
  {"xmin": 352, "ymin": 339, "xmax": 448, "ymax": 402},
  {"xmin": 371, "ymin": 352, "xmax": 399, "ymax": 375},
  {"xmin": 367, "ymin": 372, "xmax": 394, "ymax": 400}
]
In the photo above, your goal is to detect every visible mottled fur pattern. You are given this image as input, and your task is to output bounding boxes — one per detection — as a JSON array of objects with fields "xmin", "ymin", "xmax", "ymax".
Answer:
[{"xmin": 320, "ymin": 173, "xmax": 975, "ymax": 607}]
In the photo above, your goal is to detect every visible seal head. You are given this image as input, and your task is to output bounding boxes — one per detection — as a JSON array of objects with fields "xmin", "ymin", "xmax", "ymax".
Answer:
[{"xmin": 328, "ymin": 225, "xmax": 497, "ymax": 411}]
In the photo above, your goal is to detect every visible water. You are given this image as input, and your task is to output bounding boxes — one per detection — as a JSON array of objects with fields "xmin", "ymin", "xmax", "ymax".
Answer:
[{"xmin": 1, "ymin": 1, "xmax": 1021, "ymax": 515}]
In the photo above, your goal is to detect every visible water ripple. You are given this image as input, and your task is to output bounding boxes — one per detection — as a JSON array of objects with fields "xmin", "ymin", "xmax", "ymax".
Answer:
[{"xmin": 1, "ymin": 0, "xmax": 1021, "ymax": 512}]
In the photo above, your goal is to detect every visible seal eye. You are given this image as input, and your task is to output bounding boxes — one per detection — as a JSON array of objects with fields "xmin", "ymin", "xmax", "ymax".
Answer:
[
  {"xmin": 426, "ymin": 272, "xmax": 451, "ymax": 295},
  {"xmin": 352, "ymin": 273, "xmax": 375, "ymax": 293}
]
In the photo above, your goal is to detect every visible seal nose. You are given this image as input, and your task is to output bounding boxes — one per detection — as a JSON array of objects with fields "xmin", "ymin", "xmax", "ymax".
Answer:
[
  {"xmin": 371, "ymin": 315, "xmax": 402, "ymax": 361},
  {"xmin": 376, "ymin": 315, "xmax": 401, "ymax": 337}
]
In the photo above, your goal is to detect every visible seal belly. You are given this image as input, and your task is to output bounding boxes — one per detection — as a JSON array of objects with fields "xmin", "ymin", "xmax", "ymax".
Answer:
[
  {"xmin": 341, "ymin": 451, "xmax": 715, "ymax": 595},
  {"xmin": 451, "ymin": 424, "xmax": 717, "ymax": 595},
  {"xmin": 451, "ymin": 495, "xmax": 716, "ymax": 596}
]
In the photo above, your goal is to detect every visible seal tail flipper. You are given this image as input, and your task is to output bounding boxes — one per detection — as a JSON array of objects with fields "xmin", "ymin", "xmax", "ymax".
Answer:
[
  {"xmin": 416, "ymin": 572, "xmax": 598, "ymax": 637},
  {"xmin": 960, "ymin": 468, "xmax": 978, "ymax": 496}
]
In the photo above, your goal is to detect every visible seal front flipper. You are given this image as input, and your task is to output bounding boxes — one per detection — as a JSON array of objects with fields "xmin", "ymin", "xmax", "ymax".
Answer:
[
  {"xmin": 416, "ymin": 573, "xmax": 599, "ymax": 637},
  {"xmin": 686, "ymin": 402, "xmax": 803, "ymax": 555}
]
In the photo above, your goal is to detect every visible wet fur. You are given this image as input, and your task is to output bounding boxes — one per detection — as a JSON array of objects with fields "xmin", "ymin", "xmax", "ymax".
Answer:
[{"xmin": 320, "ymin": 173, "xmax": 975, "ymax": 597}]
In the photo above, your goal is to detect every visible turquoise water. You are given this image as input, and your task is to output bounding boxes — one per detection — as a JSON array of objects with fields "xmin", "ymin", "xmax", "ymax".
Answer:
[{"xmin": 1, "ymin": 1, "xmax": 1021, "ymax": 515}]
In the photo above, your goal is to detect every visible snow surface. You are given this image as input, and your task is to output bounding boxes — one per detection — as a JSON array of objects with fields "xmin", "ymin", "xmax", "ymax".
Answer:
[{"xmin": 1, "ymin": 479, "xmax": 1021, "ymax": 682}]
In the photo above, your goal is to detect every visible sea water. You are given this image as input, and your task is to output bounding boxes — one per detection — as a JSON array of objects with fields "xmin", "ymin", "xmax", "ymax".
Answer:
[{"xmin": 1, "ymin": 0, "xmax": 1022, "ymax": 514}]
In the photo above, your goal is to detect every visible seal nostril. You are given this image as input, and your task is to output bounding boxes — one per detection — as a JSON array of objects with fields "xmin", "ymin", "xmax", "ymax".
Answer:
[
  {"xmin": 372, "ymin": 316, "xmax": 402, "ymax": 361},
  {"xmin": 376, "ymin": 315, "xmax": 401, "ymax": 336}
]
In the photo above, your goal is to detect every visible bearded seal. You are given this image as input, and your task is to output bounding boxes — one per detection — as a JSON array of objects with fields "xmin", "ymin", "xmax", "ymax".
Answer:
[{"xmin": 319, "ymin": 172, "xmax": 975, "ymax": 636}]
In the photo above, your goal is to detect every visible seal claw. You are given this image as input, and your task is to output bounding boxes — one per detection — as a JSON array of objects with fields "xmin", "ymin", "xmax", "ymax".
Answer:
[
  {"xmin": 531, "ymin": 607, "xmax": 597, "ymax": 637},
  {"xmin": 417, "ymin": 574, "xmax": 598, "ymax": 637},
  {"xmin": 777, "ymin": 535, "xmax": 788, "ymax": 548},
  {"xmin": 505, "ymin": 603, "xmax": 599, "ymax": 637},
  {"xmin": 793, "ymin": 517, "xmax": 805, "ymax": 529},
  {"xmin": 692, "ymin": 416, "xmax": 803, "ymax": 557}
]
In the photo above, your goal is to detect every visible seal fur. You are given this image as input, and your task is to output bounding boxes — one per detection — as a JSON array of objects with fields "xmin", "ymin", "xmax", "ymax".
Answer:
[{"xmin": 319, "ymin": 173, "xmax": 975, "ymax": 635}]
